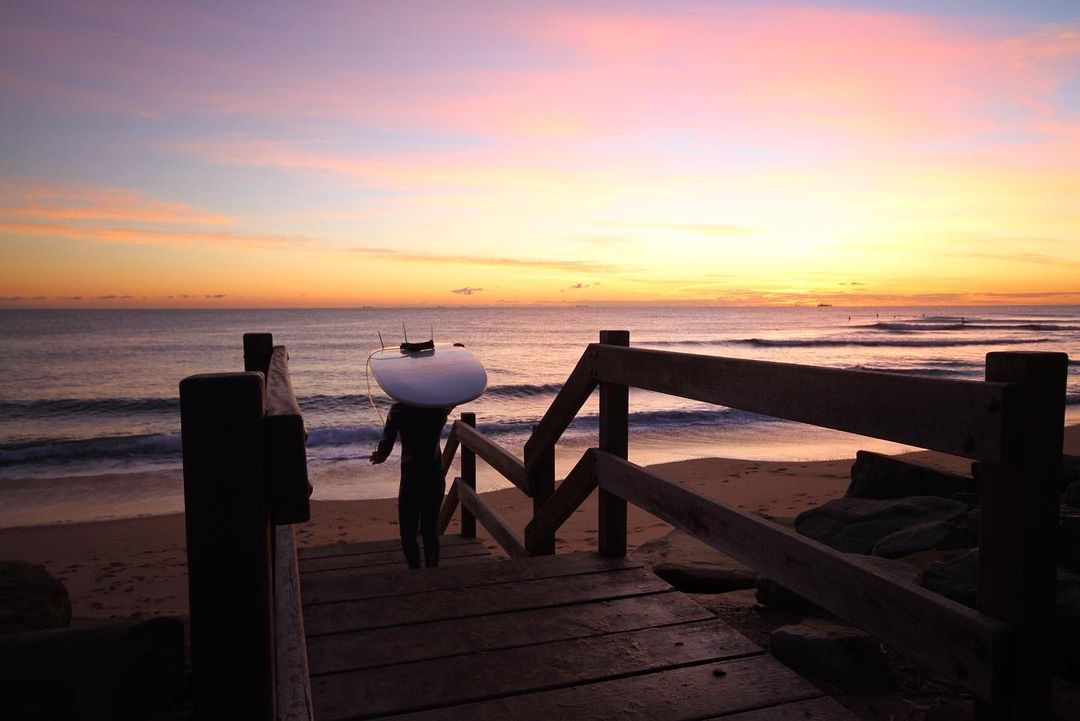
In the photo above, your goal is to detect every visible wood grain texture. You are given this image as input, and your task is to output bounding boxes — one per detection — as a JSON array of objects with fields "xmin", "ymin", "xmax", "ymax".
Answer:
[
  {"xmin": 299, "ymin": 551, "xmax": 640, "ymax": 605},
  {"xmin": 455, "ymin": 419, "xmax": 528, "ymax": 495},
  {"xmin": 457, "ymin": 481, "xmax": 528, "ymax": 558},
  {"xmin": 437, "ymin": 479, "xmax": 460, "ymax": 534},
  {"xmin": 303, "ymin": 566, "xmax": 669, "ymax": 636},
  {"xmin": 523, "ymin": 354, "xmax": 597, "ymax": 465},
  {"xmin": 264, "ymin": 346, "xmax": 310, "ymax": 524},
  {"xmin": 524, "ymin": 450, "xmax": 596, "ymax": 554},
  {"xmin": 703, "ymin": 697, "xmax": 857, "ymax": 720},
  {"xmin": 298, "ymin": 542, "xmax": 492, "ymax": 574},
  {"xmin": 312, "ymin": 620, "xmax": 759, "ymax": 720},
  {"xmin": 306, "ymin": 591, "xmax": 712, "ymax": 675},
  {"xmin": 598, "ymin": 330, "xmax": 629, "ymax": 557},
  {"xmin": 459, "ymin": 413, "xmax": 477, "ymax": 537},
  {"xmin": 386, "ymin": 655, "xmax": 825, "ymax": 721},
  {"xmin": 593, "ymin": 451, "xmax": 1007, "ymax": 700},
  {"xmin": 274, "ymin": 525, "xmax": 313, "ymax": 721},
  {"xmin": 592, "ymin": 344, "xmax": 1009, "ymax": 462},
  {"xmin": 297, "ymin": 534, "xmax": 480, "ymax": 561}
]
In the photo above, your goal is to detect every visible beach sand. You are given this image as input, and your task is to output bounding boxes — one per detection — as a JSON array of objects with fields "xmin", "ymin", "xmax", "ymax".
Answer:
[{"xmin": 1, "ymin": 425, "xmax": 1077, "ymax": 623}]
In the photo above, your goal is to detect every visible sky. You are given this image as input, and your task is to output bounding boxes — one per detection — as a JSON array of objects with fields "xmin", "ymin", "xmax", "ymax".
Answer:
[{"xmin": 1, "ymin": 0, "xmax": 1079, "ymax": 308}]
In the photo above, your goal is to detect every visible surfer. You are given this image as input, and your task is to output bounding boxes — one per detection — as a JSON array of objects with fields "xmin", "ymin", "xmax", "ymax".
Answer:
[{"xmin": 370, "ymin": 402, "xmax": 451, "ymax": 569}]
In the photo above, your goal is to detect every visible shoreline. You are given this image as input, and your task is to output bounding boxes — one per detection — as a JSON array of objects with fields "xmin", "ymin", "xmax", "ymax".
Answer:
[{"xmin": 1, "ymin": 424, "xmax": 1077, "ymax": 623}]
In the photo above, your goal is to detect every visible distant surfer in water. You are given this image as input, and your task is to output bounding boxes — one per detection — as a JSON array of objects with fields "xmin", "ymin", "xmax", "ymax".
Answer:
[{"xmin": 370, "ymin": 402, "xmax": 451, "ymax": 569}]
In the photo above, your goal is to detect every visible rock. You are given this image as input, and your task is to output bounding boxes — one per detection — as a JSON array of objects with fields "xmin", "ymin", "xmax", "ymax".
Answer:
[
  {"xmin": 918, "ymin": 549, "xmax": 978, "ymax": 608},
  {"xmin": 976, "ymin": 453, "xmax": 1080, "ymax": 494},
  {"xmin": 0, "ymin": 561, "xmax": 71, "ymax": 634},
  {"xmin": 630, "ymin": 529, "xmax": 757, "ymax": 593},
  {"xmin": 770, "ymin": 619, "xmax": 897, "ymax": 693},
  {"xmin": 795, "ymin": 496, "xmax": 969, "ymax": 554},
  {"xmin": 848, "ymin": 451, "xmax": 977, "ymax": 500},
  {"xmin": 871, "ymin": 508, "xmax": 979, "ymax": 559}
]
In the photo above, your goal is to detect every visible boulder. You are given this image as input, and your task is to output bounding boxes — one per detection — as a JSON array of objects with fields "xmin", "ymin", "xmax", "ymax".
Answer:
[
  {"xmin": 794, "ymin": 497, "xmax": 968, "ymax": 554},
  {"xmin": 770, "ymin": 619, "xmax": 897, "ymax": 693},
  {"xmin": 0, "ymin": 561, "xmax": 71, "ymax": 634},
  {"xmin": 918, "ymin": 549, "xmax": 978, "ymax": 608},
  {"xmin": 870, "ymin": 508, "xmax": 979, "ymax": 559},
  {"xmin": 630, "ymin": 529, "xmax": 757, "ymax": 593},
  {"xmin": 1065, "ymin": 479, "xmax": 1080, "ymax": 510},
  {"xmin": 848, "ymin": 451, "xmax": 976, "ymax": 500}
]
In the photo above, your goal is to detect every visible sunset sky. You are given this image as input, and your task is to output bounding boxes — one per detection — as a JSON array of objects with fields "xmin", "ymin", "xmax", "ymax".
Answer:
[{"xmin": 1, "ymin": 0, "xmax": 1079, "ymax": 307}]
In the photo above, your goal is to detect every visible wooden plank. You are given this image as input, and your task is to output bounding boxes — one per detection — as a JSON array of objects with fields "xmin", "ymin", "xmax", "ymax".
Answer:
[
  {"xmin": 455, "ymin": 420, "xmax": 528, "ymax": 495},
  {"xmin": 266, "ymin": 345, "xmax": 302, "ymax": 417},
  {"xmin": 307, "ymin": 590, "xmax": 714, "ymax": 675},
  {"xmin": 312, "ymin": 619, "xmax": 760, "ymax": 720},
  {"xmin": 524, "ymin": 451, "xmax": 596, "ymax": 554},
  {"xmin": 299, "ymin": 553, "xmax": 491, "ymax": 578},
  {"xmin": 243, "ymin": 332, "xmax": 273, "ymax": 375},
  {"xmin": 274, "ymin": 525, "xmax": 313, "ymax": 721},
  {"xmin": 299, "ymin": 552, "xmax": 641, "ymax": 605},
  {"xmin": 299, "ymin": 544, "xmax": 492, "ymax": 574},
  {"xmin": 526, "ymin": 444, "xmax": 555, "ymax": 555},
  {"xmin": 598, "ymin": 330, "xmax": 629, "ymax": 557},
  {"xmin": 437, "ymin": 480, "xmax": 460, "ymax": 534},
  {"xmin": 592, "ymin": 344, "xmax": 1009, "ymax": 462},
  {"xmin": 593, "ymin": 451, "xmax": 1008, "ymax": 700},
  {"xmin": 179, "ymin": 372, "xmax": 274, "ymax": 721},
  {"xmin": 978, "ymin": 352, "xmax": 1068, "ymax": 720},
  {"xmin": 264, "ymin": 345, "xmax": 310, "ymax": 524},
  {"xmin": 703, "ymin": 697, "xmax": 856, "ymax": 720},
  {"xmin": 297, "ymin": 534, "xmax": 480, "ymax": 560},
  {"xmin": 386, "ymin": 655, "xmax": 822, "ymax": 721},
  {"xmin": 460, "ymin": 414, "xmax": 477, "ymax": 537},
  {"xmin": 303, "ymin": 565, "xmax": 669, "ymax": 636},
  {"xmin": 440, "ymin": 425, "xmax": 459, "ymax": 478},
  {"xmin": 457, "ymin": 479, "xmax": 528, "ymax": 558},
  {"xmin": 523, "ymin": 354, "xmax": 597, "ymax": 466}
]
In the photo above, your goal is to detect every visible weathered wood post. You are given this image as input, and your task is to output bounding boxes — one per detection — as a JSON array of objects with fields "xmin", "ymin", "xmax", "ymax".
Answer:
[
  {"xmin": 244, "ymin": 332, "xmax": 274, "ymax": 375},
  {"xmin": 180, "ymin": 371, "xmax": 275, "ymax": 721},
  {"xmin": 527, "ymin": 427, "xmax": 556, "ymax": 556},
  {"xmin": 460, "ymin": 412, "xmax": 477, "ymax": 538},
  {"xmin": 598, "ymin": 330, "xmax": 630, "ymax": 557},
  {"xmin": 978, "ymin": 351, "xmax": 1067, "ymax": 720}
]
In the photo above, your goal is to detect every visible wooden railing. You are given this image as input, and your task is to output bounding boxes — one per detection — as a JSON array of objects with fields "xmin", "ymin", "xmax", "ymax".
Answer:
[
  {"xmin": 180, "ymin": 333, "xmax": 313, "ymax": 721},
  {"xmin": 438, "ymin": 330, "xmax": 1068, "ymax": 721}
]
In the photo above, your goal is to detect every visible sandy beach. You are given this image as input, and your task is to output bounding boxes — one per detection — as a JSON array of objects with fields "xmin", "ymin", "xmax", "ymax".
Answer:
[{"xmin": 0, "ymin": 423, "xmax": 1075, "ymax": 624}]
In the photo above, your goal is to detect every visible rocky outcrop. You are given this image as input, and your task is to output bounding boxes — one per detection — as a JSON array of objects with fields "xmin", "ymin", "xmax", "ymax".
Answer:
[
  {"xmin": 631, "ymin": 529, "xmax": 758, "ymax": 593},
  {"xmin": 770, "ymin": 619, "xmax": 896, "ymax": 693},
  {"xmin": 870, "ymin": 507, "xmax": 979, "ymax": 559},
  {"xmin": 847, "ymin": 451, "xmax": 977, "ymax": 500},
  {"xmin": 794, "ymin": 496, "xmax": 969, "ymax": 555},
  {"xmin": 0, "ymin": 561, "xmax": 71, "ymax": 634}
]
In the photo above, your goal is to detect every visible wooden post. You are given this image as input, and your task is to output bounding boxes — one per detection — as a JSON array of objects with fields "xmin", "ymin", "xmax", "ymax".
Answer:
[
  {"xmin": 461, "ymin": 413, "xmax": 477, "ymax": 539},
  {"xmin": 244, "ymin": 332, "xmax": 274, "ymax": 375},
  {"xmin": 978, "ymin": 351, "xmax": 1067, "ymax": 720},
  {"xmin": 527, "ymin": 426, "xmax": 556, "ymax": 556},
  {"xmin": 598, "ymin": 330, "xmax": 630, "ymax": 557},
  {"xmin": 180, "ymin": 372, "xmax": 275, "ymax": 721}
]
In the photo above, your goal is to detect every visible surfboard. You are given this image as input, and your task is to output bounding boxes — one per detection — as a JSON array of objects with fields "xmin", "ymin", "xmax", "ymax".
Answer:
[{"xmin": 369, "ymin": 343, "xmax": 487, "ymax": 408}]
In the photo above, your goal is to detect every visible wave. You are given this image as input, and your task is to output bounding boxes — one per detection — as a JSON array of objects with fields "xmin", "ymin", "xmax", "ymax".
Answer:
[
  {"xmin": 0, "ymin": 433, "xmax": 181, "ymax": 467},
  {"xmin": 734, "ymin": 337, "xmax": 1052, "ymax": 349},
  {"xmin": 863, "ymin": 322, "xmax": 1079, "ymax": 333},
  {"xmin": 0, "ymin": 397, "xmax": 179, "ymax": 417}
]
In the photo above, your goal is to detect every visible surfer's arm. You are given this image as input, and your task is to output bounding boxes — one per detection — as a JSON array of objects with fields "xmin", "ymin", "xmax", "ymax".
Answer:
[{"xmin": 371, "ymin": 403, "xmax": 401, "ymax": 463}]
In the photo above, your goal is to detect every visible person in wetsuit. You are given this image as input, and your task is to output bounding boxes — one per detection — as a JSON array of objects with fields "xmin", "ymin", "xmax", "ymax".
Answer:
[{"xmin": 370, "ymin": 402, "xmax": 451, "ymax": 569}]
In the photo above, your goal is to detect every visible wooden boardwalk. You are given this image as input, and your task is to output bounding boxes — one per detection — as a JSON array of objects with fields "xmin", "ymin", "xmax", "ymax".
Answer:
[{"xmin": 296, "ymin": 536, "xmax": 856, "ymax": 721}]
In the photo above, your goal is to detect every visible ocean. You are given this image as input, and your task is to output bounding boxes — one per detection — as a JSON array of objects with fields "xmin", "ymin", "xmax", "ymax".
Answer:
[{"xmin": 1, "ymin": 306, "xmax": 1078, "ymax": 527}]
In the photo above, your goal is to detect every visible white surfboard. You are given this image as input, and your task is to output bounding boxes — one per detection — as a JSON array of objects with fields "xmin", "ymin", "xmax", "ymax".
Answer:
[{"xmin": 369, "ymin": 343, "xmax": 487, "ymax": 408}]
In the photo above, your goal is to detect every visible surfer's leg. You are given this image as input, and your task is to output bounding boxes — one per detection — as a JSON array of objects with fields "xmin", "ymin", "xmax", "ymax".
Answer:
[
  {"xmin": 420, "ymin": 475, "xmax": 445, "ymax": 567},
  {"xmin": 398, "ymin": 480, "xmax": 422, "ymax": 569}
]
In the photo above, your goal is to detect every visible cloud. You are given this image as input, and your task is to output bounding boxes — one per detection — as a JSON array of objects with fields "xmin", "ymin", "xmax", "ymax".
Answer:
[
  {"xmin": 0, "ymin": 221, "xmax": 312, "ymax": 251},
  {"xmin": 567, "ymin": 282, "xmax": 597, "ymax": 290},
  {"xmin": 349, "ymin": 247, "xmax": 616, "ymax": 273},
  {"xmin": 0, "ymin": 181, "xmax": 231, "ymax": 226},
  {"xmin": 205, "ymin": 293, "xmax": 226, "ymax": 298},
  {"xmin": 451, "ymin": 287, "xmax": 483, "ymax": 295}
]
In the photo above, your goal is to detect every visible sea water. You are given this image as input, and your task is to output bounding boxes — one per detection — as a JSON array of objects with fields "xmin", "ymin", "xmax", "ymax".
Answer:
[{"xmin": 1, "ymin": 306, "xmax": 1078, "ymax": 526}]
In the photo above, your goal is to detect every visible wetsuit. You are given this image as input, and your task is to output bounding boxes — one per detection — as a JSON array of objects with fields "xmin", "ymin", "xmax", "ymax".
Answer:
[{"xmin": 376, "ymin": 403, "xmax": 450, "ymax": 569}]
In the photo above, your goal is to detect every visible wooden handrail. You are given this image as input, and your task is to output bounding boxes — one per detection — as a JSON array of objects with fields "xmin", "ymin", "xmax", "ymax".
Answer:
[
  {"xmin": 592, "ymin": 344, "xmax": 1011, "ymax": 463},
  {"xmin": 524, "ymin": 450, "xmax": 597, "ymax": 554},
  {"xmin": 263, "ymin": 346, "xmax": 310, "ymax": 525},
  {"xmin": 455, "ymin": 479, "xmax": 529, "ymax": 558},
  {"xmin": 437, "ymin": 479, "xmax": 460, "ymax": 535},
  {"xmin": 453, "ymin": 420, "xmax": 529, "ymax": 495},
  {"xmin": 591, "ymin": 450, "xmax": 1007, "ymax": 700},
  {"xmin": 440, "ymin": 424, "xmax": 460, "ymax": 478},
  {"xmin": 524, "ymin": 353, "xmax": 597, "ymax": 465}
]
